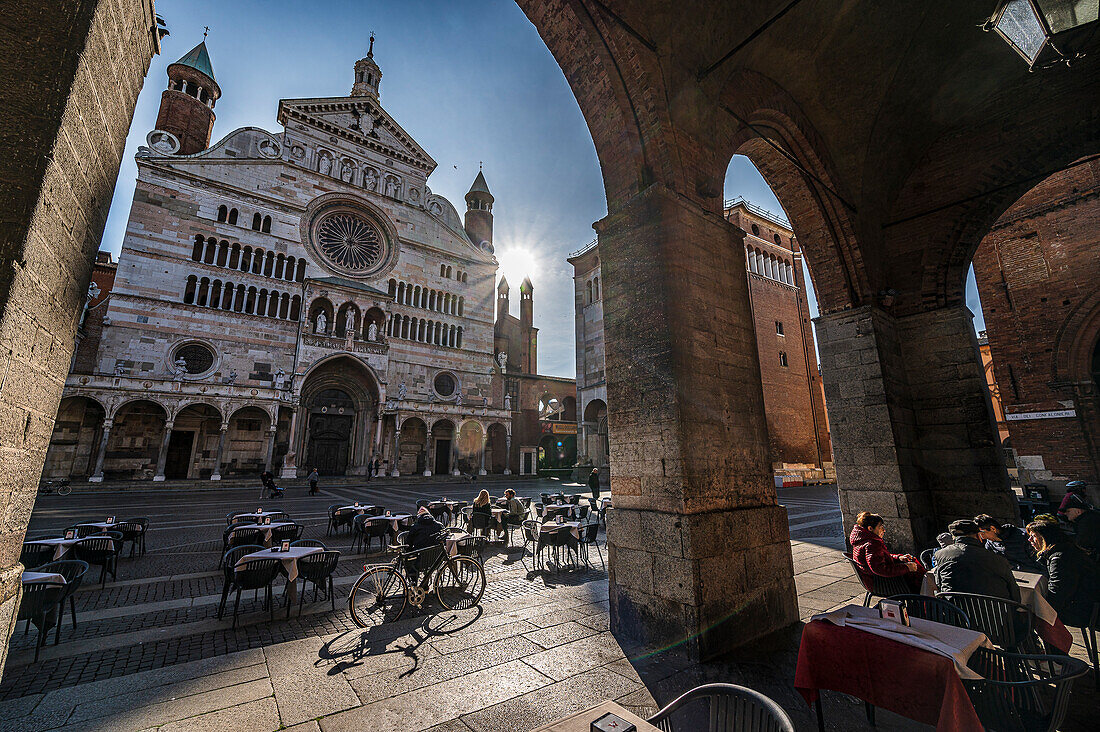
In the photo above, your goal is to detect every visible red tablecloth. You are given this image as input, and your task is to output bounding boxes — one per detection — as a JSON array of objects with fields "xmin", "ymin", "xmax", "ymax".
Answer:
[
  {"xmin": 795, "ymin": 620, "xmax": 984, "ymax": 732},
  {"xmin": 1038, "ymin": 617, "xmax": 1074, "ymax": 654}
]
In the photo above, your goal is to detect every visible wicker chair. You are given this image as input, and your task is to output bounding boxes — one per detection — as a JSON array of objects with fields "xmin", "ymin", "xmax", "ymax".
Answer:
[
  {"xmin": 937, "ymin": 591, "xmax": 1038, "ymax": 652},
  {"xmin": 20, "ymin": 542, "xmax": 55, "ymax": 570},
  {"xmin": 843, "ymin": 553, "xmax": 911, "ymax": 607},
  {"xmin": 17, "ymin": 581, "xmax": 66, "ymax": 661},
  {"xmin": 72, "ymin": 536, "xmax": 119, "ymax": 587},
  {"xmin": 964, "ymin": 647, "xmax": 1088, "ymax": 732},
  {"xmin": 28, "ymin": 560, "xmax": 88, "ymax": 643},
  {"xmin": 646, "ymin": 683, "xmax": 795, "ymax": 732},
  {"xmin": 296, "ymin": 551, "xmax": 341, "ymax": 615},
  {"xmin": 227, "ymin": 558, "xmax": 282, "ymax": 629},
  {"xmin": 879, "ymin": 594, "xmax": 971, "ymax": 629},
  {"xmin": 217, "ymin": 544, "xmax": 264, "ymax": 619}
]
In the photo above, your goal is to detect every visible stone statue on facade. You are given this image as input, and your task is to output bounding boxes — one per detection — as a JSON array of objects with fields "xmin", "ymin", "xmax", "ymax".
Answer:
[
  {"xmin": 454, "ymin": 391, "xmax": 462, "ymax": 406},
  {"xmin": 397, "ymin": 382, "xmax": 407, "ymax": 400},
  {"xmin": 114, "ymin": 362, "xmax": 126, "ymax": 376},
  {"xmin": 315, "ymin": 311, "xmax": 327, "ymax": 334},
  {"xmin": 274, "ymin": 369, "xmax": 286, "ymax": 390},
  {"xmin": 385, "ymin": 176, "xmax": 398, "ymax": 198},
  {"xmin": 343, "ymin": 310, "xmax": 356, "ymax": 339},
  {"xmin": 341, "ymin": 161, "xmax": 354, "ymax": 183},
  {"xmin": 172, "ymin": 357, "xmax": 187, "ymax": 381},
  {"xmin": 364, "ymin": 168, "xmax": 378, "ymax": 191},
  {"xmin": 367, "ymin": 321, "xmax": 378, "ymax": 342},
  {"xmin": 318, "ymin": 155, "xmax": 331, "ymax": 176},
  {"xmin": 504, "ymin": 393, "xmax": 512, "ymax": 411},
  {"xmin": 497, "ymin": 351, "xmax": 508, "ymax": 372},
  {"xmin": 227, "ymin": 370, "xmax": 237, "ymax": 384}
]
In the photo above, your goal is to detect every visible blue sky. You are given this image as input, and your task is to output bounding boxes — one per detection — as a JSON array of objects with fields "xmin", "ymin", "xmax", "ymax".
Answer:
[{"xmin": 103, "ymin": 0, "xmax": 984, "ymax": 378}]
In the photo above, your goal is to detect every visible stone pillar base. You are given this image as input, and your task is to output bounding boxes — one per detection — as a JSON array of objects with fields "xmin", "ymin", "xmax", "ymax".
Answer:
[
  {"xmin": 280, "ymin": 466, "xmax": 297, "ymax": 479},
  {"xmin": 0, "ymin": 565, "xmax": 23, "ymax": 672},
  {"xmin": 210, "ymin": 474, "xmax": 221, "ymax": 481},
  {"xmin": 479, "ymin": 468, "xmax": 487, "ymax": 476},
  {"xmin": 452, "ymin": 469, "xmax": 460, "ymax": 477},
  {"xmin": 607, "ymin": 504, "xmax": 797, "ymax": 662},
  {"xmin": 390, "ymin": 469, "xmax": 400, "ymax": 477},
  {"xmin": 88, "ymin": 475, "xmax": 104, "ymax": 483},
  {"xmin": 503, "ymin": 469, "xmax": 511, "ymax": 475},
  {"xmin": 423, "ymin": 470, "xmax": 432, "ymax": 477},
  {"xmin": 152, "ymin": 475, "xmax": 165, "ymax": 482}
]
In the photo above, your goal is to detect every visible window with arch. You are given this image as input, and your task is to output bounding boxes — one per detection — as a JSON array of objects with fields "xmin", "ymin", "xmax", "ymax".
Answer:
[
  {"xmin": 586, "ymin": 281, "xmax": 592, "ymax": 304},
  {"xmin": 191, "ymin": 235, "xmax": 204, "ymax": 262},
  {"xmin": 440, "ymin": 264, "xmax": 446, "ymax": 277},
  {"xmin": 461, "ymin": 272, "xmax": 467, "ymax": 283},
  {"xmin": 593, "ymin": 276, "xmax": 599, "ymax": 300},
  {"xmin": 751, "ymin": 224, "xmax": 760, "ymax": 236},
  {"xmin": 228, "ymin": 208, "xmax": 238, "ymax": 225},
  {"xmin": 216, "ymin": 205, "xmax": 228, "ymax": 223},
  {"xmin": 261, "ymin": 215, "xmax": 271, "ymax": 234},
  {"xmin": 779, "ymin": 352, "xmax": 789, "ymax": 368},
  {"xmin": 774, "ymin": 233, "xmax": 782, "ymax": 245},
  {"xmin": 252, "ymin": 213, "xmax": 262, "ymax": 231}
]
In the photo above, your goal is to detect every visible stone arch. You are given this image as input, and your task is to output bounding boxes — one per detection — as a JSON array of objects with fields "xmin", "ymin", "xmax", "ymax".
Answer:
[
  {"xmin": 397, "ymin": 416, "xmax": 428, "ymax": 475},
  {"xmin": 171, "ymin": 400, "xmax": 222, "ymax": 422},
  {"xmin": 297, "ymin": 355, "xmax": 382, "ymax": 476},
  {"xmin": 104, "ymin": 399, "xmax": 169, "ymax": 480},
  {"xmin": 335, "ymin": 301, "xmax": 361, "ymax": 339},
  {"xmin": 456, "ymin": 420, "xmax": 485, "ymax": 475},
  {"xmin": 364, "ymin": 307, "xmax": 385, "ymax": 341},
  {"xmin": 582, "ymin": 398, "xmax": 609, "ymax": 468},
  {"xmin": 486, "ymin": 422, "xmax": 509, "ymax": 474},
  {"xmin": 169, "ymin": 403, "xmax": 223, "ymax": 479},
  {"xmin": 308, "ymin": 297, "xmax": 334, "ymax": 335},
  {"xmin": 224, "ymin": 405, "xmax": 271, "ymax": 477},
  {"xmin": 429, "ymin": 418, "xmax": 456, "ymax": 475},
  {"xmin": 43, "ymin": 396, "xmax": 107, "ymax": 479}
]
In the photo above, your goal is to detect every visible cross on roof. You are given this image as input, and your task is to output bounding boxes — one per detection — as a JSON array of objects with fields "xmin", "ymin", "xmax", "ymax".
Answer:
[{"xmin": 203, "ymin": 26, "xmax": 209, "ymax": 39}]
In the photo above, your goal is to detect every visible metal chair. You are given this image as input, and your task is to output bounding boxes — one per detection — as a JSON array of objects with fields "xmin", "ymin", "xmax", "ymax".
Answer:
[
  {"xmin": 217, "ymin": 544, "xmax": 265, "ymax": 619},
  {"xmin": 646, "ymin": 683, "xmax": 795, "ymax": 732},
  {"xmin": 227, "ymin": 557, "xmax": 282, "ymax": 629},
  {"xmin": 265, "ymin": 511, "xmax": 290, "ymax": 522},
  {"xmin": 291, "ymin": 539, "xmax": 327, "ymax": 549},
  {"xmin": 919, "ymin": 548, "xmax": 936, "ymax": 569},
  {"xmin": 350, "ymin": 514, "xmax": 369, "ymax": 554},
  {"xmin": 226, "ymin": 511, "xmax": 250, "ymax": 526},
  {"xmin": 470, "ymin": 509, "xmax": 493, "ymax": 537},
  {"xmin": 331, "ymin": 508, "xmax": 355, "ymax": 535},
  {"xmin": 964, "ymin": 647, "xmax": 1088, "ymax": 732},
  {"xmin": 455, "ymin": 535, "xmax": 489, "ymax": 564},
  {"xmin": 843, "ymin": 553, "xmax": 911, "ymax": 607},
  {"xmin": 28, "ymin": 560, "xmax": 88, "ymax": 643},
  {"xmin": 71, "ymin": 524, "xmax": 100, "ymax": 539},
  {"xmin": 115, "ymin": 520, "xmax": 146, "ymax": 558},
  {"xmin": 880, "ymin": 594, "xmax": 971, "ymax": 629},
  {"xmin": 72, "ymin": 536, "xmax": 119, "ymax": 587},
  {"xmin": 521, "ymin": 519, "xmax": 550, "ymax": 572},
  {"xmin": 295, "ymin": 550, "xmax": 341, "ymax": 616},
  {"xmin": 17, "ymin": 581, "xmax": 66, "ymax": 661},
  {"xmin": 270, "ymin": 523, "xmax": 302, "ymax": 544},
  {"xmin": 325, "ymin": 504, "xmax": 341, "ymax": 535},
  {"xmin": 1072, "ymin": 602, "xmax": 1098, "ymax": 685},
  {"xmin": 20, "ymin": 542, "xmax": 55, "ymax": 570},
  {"xmin": 578, "ymin": 521, "xmax": 604, "ymax": 570},
  {"xmin": 937, "ymin": 591, "xmax": 1038, "ymax": 652},
  {"xmin": 225, "ymin": 528, "xmax": 265, "ymax": 561}
]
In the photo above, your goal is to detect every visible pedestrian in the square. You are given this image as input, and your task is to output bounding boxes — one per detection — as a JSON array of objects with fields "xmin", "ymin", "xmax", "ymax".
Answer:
[
  {"xmin": 588, "ymin": 467, "xmax": 601, "ymax": 501},
  {"xmin": 366, "ymin": 455, "xmax": 373, "ymax": 482},
  {"xmin": 308, "ymin": 467, "xmax": 319, "ymax": 495}
]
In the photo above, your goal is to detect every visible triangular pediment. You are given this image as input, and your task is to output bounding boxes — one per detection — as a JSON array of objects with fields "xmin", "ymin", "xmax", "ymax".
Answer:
[{"xmin": 277, "ymin": 96, "xmax": 436, "ymax": 173}]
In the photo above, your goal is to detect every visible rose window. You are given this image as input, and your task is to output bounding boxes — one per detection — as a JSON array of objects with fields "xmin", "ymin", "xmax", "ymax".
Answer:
[{"xmin": 315, "ymin": 212, "xmax": 383, "ymax": 273}]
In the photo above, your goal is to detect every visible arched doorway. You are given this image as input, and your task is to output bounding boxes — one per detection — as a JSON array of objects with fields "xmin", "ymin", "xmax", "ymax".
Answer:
[
  {"xmin": 399, "ymin": 417, "xmax": 428, "ymax": 475},
  {"xmin": 538, "ymin": 433, "xmax": 576, "ymax": 470},
  {"xmin": 43, "ymin": 396, "xmax": 105, "ymax": 479},
  {"xmin": 225, "ymin": 406, "xmax": 271, "ymax": 477},
  {"xmin": 298, "ymin": 356, "xmax": 380, "ymax": 476},
  {"xmin": 432, "ymin": 419, "xmax": 455, "ymax": 475},
  {"xmin": 583, "ymin": 398, "xmax": 608, "ymax": 469},
  {"xmin": 457, "ymin": 421, "xmax": 484, "ymax": 475},
  {"xmin": 168, "ymin": 403, "xmax": 222, "ymax": 479},
  {"xmin": 487, "ymin": 423, "xmax": 508, "ymax": 474}
]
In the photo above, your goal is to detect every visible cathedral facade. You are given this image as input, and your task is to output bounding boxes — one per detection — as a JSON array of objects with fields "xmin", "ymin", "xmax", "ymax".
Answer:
[{"xmin": 43, "ymin": 40, "xmax": 512, "ymax": 482}]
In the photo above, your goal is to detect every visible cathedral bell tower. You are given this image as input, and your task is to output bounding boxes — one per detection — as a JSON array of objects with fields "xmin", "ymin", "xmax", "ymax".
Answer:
[
  {"xmin": 351, "ymin": 34, "xmax": 382, "ymax": 99},
  {"xmin": 464, "ymin": 169, "xmax": 494, "ymax": 253},
  {"xmin": 153, "ymin": 39, "xmax": 220, "ymax": 155},
  {"xmin": 497, "ymin": 276, "xmax": 510, "ymax": 322}
]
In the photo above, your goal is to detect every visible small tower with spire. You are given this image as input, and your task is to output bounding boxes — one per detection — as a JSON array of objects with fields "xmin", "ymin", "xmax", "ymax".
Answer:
[
  {"xmin": 497, "ymin": 276, "xmax": 510, "ymax": 322},
  {"xmin": 351, "ymin": 34, "xmax": 382, "ymax": 99},
  {"xmin": 154, "ymin": 36, "xmax": 220, "ymax": 155},
  {"xmin": 520, "ymin": 275, "xmax": 535, "ymax": 372},
  {"xmin": 464, "ymin": 167, "xmax": 494, "ymax": 252}
]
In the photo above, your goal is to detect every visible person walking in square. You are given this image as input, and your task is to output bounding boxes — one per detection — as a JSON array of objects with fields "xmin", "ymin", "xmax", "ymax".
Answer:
[
  {"xmin": 308, "ymin": 468, "xmax": 319, "ymax": 496},
  {"xmin": 588, "ymin": 467, "xmax": 601, "ymax": 501}
]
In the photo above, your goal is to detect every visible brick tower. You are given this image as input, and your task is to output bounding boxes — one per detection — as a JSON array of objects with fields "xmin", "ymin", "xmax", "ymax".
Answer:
[
  {"xmin": 520, "ymin": 276, "xmax": 536, "ymax": 373},
  {"xmin": 464, "ymin": 169, "xmax": 494, "ymax": 253},
  {"xmin": 153, "ymin": 40, "xmax": 219, "ymax": 155}
]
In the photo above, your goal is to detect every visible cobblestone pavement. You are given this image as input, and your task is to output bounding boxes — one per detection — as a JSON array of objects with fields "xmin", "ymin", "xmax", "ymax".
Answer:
[{"xmin": 2, "ymin": 482, "xmax": 1096, "ymax": 731}]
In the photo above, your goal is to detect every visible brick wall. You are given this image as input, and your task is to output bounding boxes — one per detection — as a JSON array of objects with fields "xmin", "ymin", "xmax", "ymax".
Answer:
[
  {"xmin": 972, "ymin": 159, "xmax": 1100, "ymax": 486},
  {"xmin": 0, "ymin": 0, "xmax": 158, "ymax": 672}
]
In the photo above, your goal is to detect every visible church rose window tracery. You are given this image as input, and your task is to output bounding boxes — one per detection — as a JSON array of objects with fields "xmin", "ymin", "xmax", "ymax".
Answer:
[{"xmin": 302, "ymin": 195, "xmax": 396, "ymax": 280}]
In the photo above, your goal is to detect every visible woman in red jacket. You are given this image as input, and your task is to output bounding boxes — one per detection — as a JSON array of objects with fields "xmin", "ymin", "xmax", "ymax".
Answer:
[{"xmin": 849, "ymin": 511, "xmax": 925, "ymax": 592}]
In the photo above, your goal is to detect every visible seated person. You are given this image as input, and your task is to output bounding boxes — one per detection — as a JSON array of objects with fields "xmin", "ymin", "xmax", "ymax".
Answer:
[
  {"xmin": 1057, "ymin": 480, "xmax": 1092, "ymax": 514},
  {"xmin": 849, "ymin": 512, "xmax": 925, "ymax": 592},
  {"xmin": 471, "ymin": 489, "xmax": 499, "ymax": 537},
  {"xmin": 933, "ymin": 520, "xmax": 1021, "ymax": 603},
  {"xmin": 1027, "ymin": 520, "xmax": 1100, "ymax": 629},
  {"xmin": 974, "ymin": 513, "xmax": 1045, "ymax": 574},
  {"xmin": 405, "ymin": 507, "xmax": 447, "ymax": 587},
  {"xmin": 1061, "ymin": 493, "xmax": 1100, "ymax": 562},
  {"xmin": 502, "ymin": 488, "xmax": 525, "ymax": 526}
]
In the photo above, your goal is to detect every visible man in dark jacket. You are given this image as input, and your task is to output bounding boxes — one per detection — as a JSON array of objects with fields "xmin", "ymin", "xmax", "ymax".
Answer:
[
  {"xmin": 405, "ymin": 507, "xmax": 447, "ymax": 587},
  {"xmin": 974, "ymin": 514, "xmax": 1045, "ymax": 574},
  {"xmin": 1062, "ymin": 494, "xmax": 1100, "ymax": 562},
  {"xmin": 1027, "ymin": 520, "xmax": 1100, "ymax": 629},
  {"xmin": 933, "ymin": 520, "xmax": 1021, "ymax": 602},
  {"xmin": 587, "ymin": 468, "xmax": 601, "ymax": 501}
]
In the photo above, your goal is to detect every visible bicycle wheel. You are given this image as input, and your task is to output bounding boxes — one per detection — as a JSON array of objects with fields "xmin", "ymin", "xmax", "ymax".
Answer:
[
  {"xmin": 57, "ymin": 484, "xmax": 72, "ymax": 496},
  {"xmin": 434, "ymin": 555, "xmax": 486, "ymax": 610},
  {"xmin": 349, "ymin": 566, "xmax": 407, "ymax": 627}
]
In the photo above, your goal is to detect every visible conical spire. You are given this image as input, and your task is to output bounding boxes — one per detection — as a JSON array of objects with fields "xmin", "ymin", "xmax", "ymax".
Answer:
[
  {"xmin": 173, "ymin": 41, "xmax": 215, "ymax": 82},
  {"xmin": 497, "ymin": 276, "xmax": 509, "ymax": 292},
  {"xmin": 468, "ymin": 169, "xmax": 492, "ymax": 197}
]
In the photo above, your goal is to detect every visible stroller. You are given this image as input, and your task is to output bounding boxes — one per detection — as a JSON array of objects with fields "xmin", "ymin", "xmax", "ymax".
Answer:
[{"xmin": 260, "ymin": 471, "xmax": 283, "ymax": 499}]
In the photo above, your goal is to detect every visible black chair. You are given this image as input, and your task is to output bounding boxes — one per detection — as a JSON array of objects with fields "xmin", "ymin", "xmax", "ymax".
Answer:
[
  {"xmin": 521, "ymin": 520, "xmax": 550, "ymax": 572},
  {"xmin": 470, "ymin": 510, "xmax": 493, "ymax": 537},
  {"xmin": 224, "ymin": 528, "xmax": 265, "ymax": 565},
  {"xmin": 365, "ymin": 505, "xmax": 385, "ymax": 517},
  {"xmin": 292, "ymin": 539, "xmax": 327, "ymax": 549},
  {"xmin": 17, "ymin": 581, "xmax": 66, "ymax": 661},
  {"xmin": 546, "ymin": 524, "xmax": 578, "ymax": 569},
  {"xmin": 449, "ymin": 501, "xmax": 468, "ymax": 527},
  {"xmin": 843, "ymin": 553, "xmax": 911, "ymax": 607},
  {"xmin": 331, "ymin": 508, "xmax": 355, "ymax": 535},
  {"xmin": 578, "ymin": 521, "xmax": 604, "ymax": 570},
  {"xmin": 919, "ymin": 548, "xmax": 936, "ymax": 570},
  {"xmin": 646, "ymin": 683, "xmax": 795, "ymax": 732},
  {"xmin": 270, "ymin": 523, "xmax": 302, "ymax": 543},
  {"xmin": 937, "ymin": 591, "xmax": 1037, "ymax": 652},
  {"xmin": 116, "ymin": 520, "xmax": 146, "ymax": 558},
  {"xmin": 72, "ymin": 536, "xmax": 118, "ymax": 587},
  {"xmin": 879, "ymin": 594, "xmax": 971, "ymax": 629},
  {"xmin": 266, "ymin": 511, "xmax": 290, "ymax": 522},
  {"xmin": 20, "ymin": 542, "xmax": 55, "ymax": 570},
  {"xmin": 428, "ymin": 503, "xmax": 449, "ymax": 524},
  {"xmin": 350, "ymin": 514, "xmax": 369, "ymax": 554},
  {"xmin": 71, "ymin": 524, "xmax": 100, "ymax": 539},
  {"xmin": 364, "ymin": 519, "xmax": 391, "ymax": 553},
  {"xmin": 29, "ymin": 560, "xmax": 88, "ymax": 644},
  {"xmin": 964, "ymin": 647, "xmax": 1088, "ymax": 732},
  {"xmin": 1072, "ymin": 602, "xmax": 1098, "ymax": 685},
  {"xmin": 576, "ymin": 505, "xmax": 590, "ymax": 521},
  {"xmin": 227, "ymin": 558, "xmax": 282, "ymax": 629},
  {"xmin": 217, "ymin": 544, "xmax": 264, "ymax": 619},
  {"xmin": 226, "ymin": 511, "xmax": 250, "ymax": 526},
  {"xmin": 455, "ymin": 535, "xmax": 489, "ymax": 564},
  {"xmin": 296, "ymin": 550, "xmax": 341, "ymax": 615}
]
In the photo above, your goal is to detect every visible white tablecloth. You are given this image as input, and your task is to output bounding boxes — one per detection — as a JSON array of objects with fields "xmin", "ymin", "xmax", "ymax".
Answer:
[
  {"xmin": 338, "ymin": 505, "xmax": 376, "ymax": 514},
  {"xmin": 232, "ymin": 510, "xmax": 285, "ymax": 523},
  {"xmin": 813, "ymin": 604, "xmax": 991, "ymax": 679},
  {"xmin": 27, "ymin": 537, "xmax": 82, "ymax": 560},
  {"xmin": 22, "ymin": 571, "xmax": 66, "ymax": 585},
  {"xmin": 366, "ymin": 514, "xmax": 412, "ymax": 532},
  {"xmin": 445, "ymin": 531, "xmax": 472, "ymax": 556},
  {"xmin": 541, "ymin": 521, "xmax": 582, "ymax": 540},
  {"xmin": 79, "ymin": 521, "xmax": 121, "ymax": 531},
  {"xmin": 236, "ymin": 546, "xmax": 322, "ymax": 582},
  {"xmin": 232, "ymin": 522, "xmax": 294, "ymax": 546},
  {"xmin": 1012, "ymin": 570, "xmax": 1059, "ymax": 625}
]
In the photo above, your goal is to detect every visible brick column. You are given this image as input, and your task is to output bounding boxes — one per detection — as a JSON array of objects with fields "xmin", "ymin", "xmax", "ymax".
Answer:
[
  {"xmin": 598, "ymin": 184, "xmax": 797, "ymax": 661},
  {"xmin": 815, "ymin": 305, "xmax": 1017, "ymax": 553}
]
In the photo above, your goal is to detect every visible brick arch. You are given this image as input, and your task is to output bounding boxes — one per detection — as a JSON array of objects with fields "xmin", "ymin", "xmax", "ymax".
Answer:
[{"xmin": 1053, "ymin": 285, "xmax": 1100, "ymax": 386}]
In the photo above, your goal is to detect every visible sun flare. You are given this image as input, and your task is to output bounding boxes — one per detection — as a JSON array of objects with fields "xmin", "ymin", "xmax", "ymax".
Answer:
[{"xmin": 494, "ymin": 243, "xmax": 541, "ymax": 289}]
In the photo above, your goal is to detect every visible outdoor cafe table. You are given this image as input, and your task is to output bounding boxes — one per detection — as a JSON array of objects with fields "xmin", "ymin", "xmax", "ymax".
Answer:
[
  {"xmin": 921, "ymin": 569, "xmax": 1073, "ymax": 653},
  {"xmin": 232, "ymin": 510, "xmax": 286, "ymax": 523},
  {"xmin": 795, "ymin": 604, "xmax": 990, "ymax": 732},
  {"xmin": 365, "ymin": 513, "xmax": 412, "ymax": 533},
  {"xmin": 77, "ymin": 521, "xmax": 123, "ymax": 531},
  {"xmin": 541, "ymin": 520, "xmax": 582, "ymax": 540},
  {"xmin": 230, "ymin": 522, "xmax": 294, "ymax": 547},
  {"xmin": 22, "ymin": 571, "xmax": 66, "ymax": 585},
  {"xmin": 444, "ymin": 530, "xmax": 471, "ymax": 556},
  {"xmin": 544, "ymin": 503, "xmax": 576, "ymax": 518},
  {"xmin": 26, "ymin": 537, "xmax": 82, "ymax": 561},
  {"xmin": 531, "ymin": 700, "xmax": 660, "ymax": 732},
  {"xmin": 338, "ymin": 504, "xmax": 376, "ymax": 514},
  {"xmin": 236, "ymin": 545, "xmax": 322, "ymax": 603}
]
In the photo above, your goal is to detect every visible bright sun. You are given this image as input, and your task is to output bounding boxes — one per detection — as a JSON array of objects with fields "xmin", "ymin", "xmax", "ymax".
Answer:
[{"xmin": 494, "ymin": 244, "xmax": 541, "ymax": 289}]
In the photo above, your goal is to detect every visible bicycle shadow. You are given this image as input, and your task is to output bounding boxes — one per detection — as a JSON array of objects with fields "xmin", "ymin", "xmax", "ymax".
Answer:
[{"xmin": 315, "ymin": 604, "xmax": 484, "ymax": 677}]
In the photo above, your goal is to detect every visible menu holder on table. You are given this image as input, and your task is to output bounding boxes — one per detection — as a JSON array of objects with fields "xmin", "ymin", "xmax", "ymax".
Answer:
[
  {"xmin": 264, "ymin": 516, "xmax": 272, "ymax": 525},
  {"xmin": 385, "ymin": 510, "xmax": 391, "ymax": 516},
  {"xmin": 592, "ymin": 712, "xmax": 635, "ymax": 732},
  {"xmin": 106, "ymin": 516, "xmax": 115, "ymax": 525},
  {"xmin": 354, "ymin": 501, "xmax": 360, "ymax": 507},
  {"xmin": 64, "ymin": 529, "xmax": 75, "ymax": 540},
  {"xmin": 280, "ymin": 541, "xmax": 291, "ymax": 552},
  {"xmin": 880, "ymin": 600, "xmax": 910, "ymax": 626}
]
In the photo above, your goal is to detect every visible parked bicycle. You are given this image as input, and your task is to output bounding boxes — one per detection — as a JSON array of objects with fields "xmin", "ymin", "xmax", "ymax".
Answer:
[
  {"xmin": 38, "ymin": 479, "xmax": 72, "ymax": 497},
  {"xmin": 348, "ymin": 538, "xmax": 485, "ymax": 627}
]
